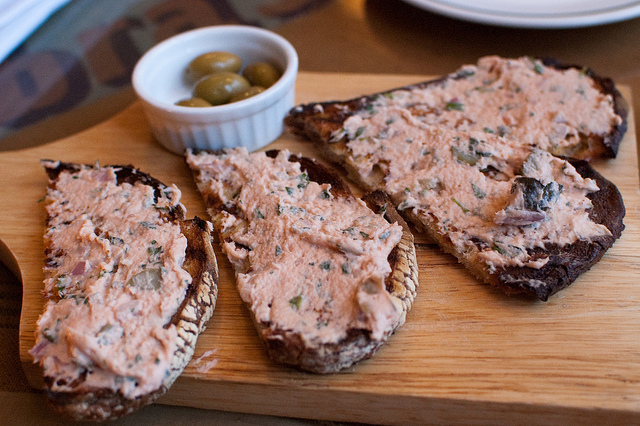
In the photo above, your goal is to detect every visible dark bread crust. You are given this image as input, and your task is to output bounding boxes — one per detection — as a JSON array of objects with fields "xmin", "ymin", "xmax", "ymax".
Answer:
[
  {"xmin": 189, "ymin": 150, "xmax": 418, "ymax": 373},
  {"xmin": 265, "ymin": 149, "xmax": 351, "ymax": 194},
  {"xmin": 39, "ymin": 162, "xmax": 218, "ymax": 421},
  {"xmin": 540, "ymin": 58, "xmax": 628, "ymax": 158},
  {"xmin": 283, "ymin": 59, "xmax": 626, "ymax": 301}
]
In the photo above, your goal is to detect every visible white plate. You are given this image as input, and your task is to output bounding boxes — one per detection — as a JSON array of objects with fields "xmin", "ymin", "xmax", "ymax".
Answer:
[{"xmin": 401, "ymin": 0, "xmax": 640, "ymax": 28}]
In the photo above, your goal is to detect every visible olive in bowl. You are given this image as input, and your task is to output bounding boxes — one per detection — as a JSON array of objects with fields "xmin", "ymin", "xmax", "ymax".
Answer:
[
  {"xmin": 243, "ymin": 62, "xmax": 281, "ymax": 88},
  {"xmin": 188, "ymin": 51, "xmax": 242, "ymax": 80},
  {"xmin": 175, "ymin": 97, "xmax": 212, "ymax": 107},
  {"xmin": 194, "ymin": 71, "xmax": 251, "ymax": 105},
  {"xmin": 132, "ymin": 25, "xmax": 298, "ymax": 154},
  {"xmin": 181, "ymin": 51, "xmax": 282, "ymax": 107}
]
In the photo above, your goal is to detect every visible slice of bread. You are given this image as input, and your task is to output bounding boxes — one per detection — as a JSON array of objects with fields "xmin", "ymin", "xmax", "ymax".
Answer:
[
  {"xmin": 30, "ymin": 161, "xmax": 219, "ymax": 421},
  {"xmin": 286, "ymin": 56, "xmax": 627, "ymax": 161},
  {"xmin": 284, "ymin": 56, "xmax": 625, "ymax": 301},
  {"xmin": 186, "ymin": 148, "xmax": 418, "ymax": 373}
]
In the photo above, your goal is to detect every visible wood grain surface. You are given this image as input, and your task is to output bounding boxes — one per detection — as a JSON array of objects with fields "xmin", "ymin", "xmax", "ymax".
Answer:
[{"xmin": 3, "ymin": 72, "xmax": 639, "ymax": 425}]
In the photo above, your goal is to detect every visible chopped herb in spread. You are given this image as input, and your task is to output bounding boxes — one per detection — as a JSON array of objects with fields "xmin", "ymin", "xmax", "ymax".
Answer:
[
  {"xmin": 298, "ymin": 172, "xmax": 309, "ymax": 189},
  {"xmin": 109, "ymin": 236, "xmax": 125, "ymax": 245},
  {"xmin": 148, "ymin": 243, "xmax": 162, "ymax": 258},
  {"xmin": 471, "ymin": 183, "xmax": 486, "ymax": 199},
  {"xmin": 341, "ymin": 263, "xmax": 350, "ymax": 275},
  {"xmin": 289, "ymin": 294, "xmax": 303, "ymax": 309},
  {"xmin": 530, "ymin": 58, "xmax": 544, "ymax": 74},
  {"xmin": 451, "ymin": 145, "xmax": 479, "ymax": 166},
  {"xmin": 445, "ymin": 101, "xmax": 464, "ymax": 111},
  {"xmin": 452, "ymin": 197, "xmax": 470, "ymax": 213}
]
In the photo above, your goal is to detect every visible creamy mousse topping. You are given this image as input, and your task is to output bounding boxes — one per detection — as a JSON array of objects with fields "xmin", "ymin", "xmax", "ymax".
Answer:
[
  {"xmin": 330, "ymin": 57, "xmax": 615, "ymax": 272},
  {"xmin": 187, "ymin": 148, "xmax": 403, "ymax": 342},
  {"xmin": 356, "ymin": 56, "xmax": 621, "ymax": 159},
  {"xmin": 30, "ymin": 162, "xmax": 191, "ymax": 398}
]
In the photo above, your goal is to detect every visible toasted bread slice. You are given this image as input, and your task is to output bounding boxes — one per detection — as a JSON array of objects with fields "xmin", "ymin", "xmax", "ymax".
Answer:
[
  {"xmin": 284, "ymin": 56, "xmax": 625, "ymax": 301},
  {"xmin": 186, "ymin": 148, "xmax": 418, "ymax": 373},
  {"xmin": 30, "ymin": 161, "xmax": 219, "ymax": 421},
  {"xmin": 286, "ymin": 56, "xmax": 627, "ymax": 161}
]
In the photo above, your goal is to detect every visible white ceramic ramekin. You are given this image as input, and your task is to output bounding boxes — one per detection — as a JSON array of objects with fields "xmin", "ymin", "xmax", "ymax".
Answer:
[{"xmin": 132, "ymin": 25, "xmax": 298, "ymax": 154}]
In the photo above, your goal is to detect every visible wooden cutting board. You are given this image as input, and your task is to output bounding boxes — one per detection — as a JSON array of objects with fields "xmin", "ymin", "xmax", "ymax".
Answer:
[{"xmin": 4, "ymin": 72, "xmax": 640, "ymax": 425}]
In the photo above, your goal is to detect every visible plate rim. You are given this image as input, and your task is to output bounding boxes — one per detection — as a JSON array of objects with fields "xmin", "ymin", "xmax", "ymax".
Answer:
[{"xmin": 401, "ymin": 0, "xmax": 640, "ymax": 28}]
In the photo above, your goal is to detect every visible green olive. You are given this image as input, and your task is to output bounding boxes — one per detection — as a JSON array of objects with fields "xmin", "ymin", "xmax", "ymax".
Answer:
[
  {"xmin": 188, "ymin": 51, "xmax": 242, "ymax": 81},
  {"xmin": 242, "ymin": 62, "xmax": 281, "ymax": 88},
  {"xmin": 175, "ymin": 97, "xmax": 212, "ymax": 107},
  {"xmin": 229, "ymin": 86, "xmax": 265, "ymax": 103},
  {"xmin": 194, "ymin": 72, "xmax": 251, "ymax": 105}
]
